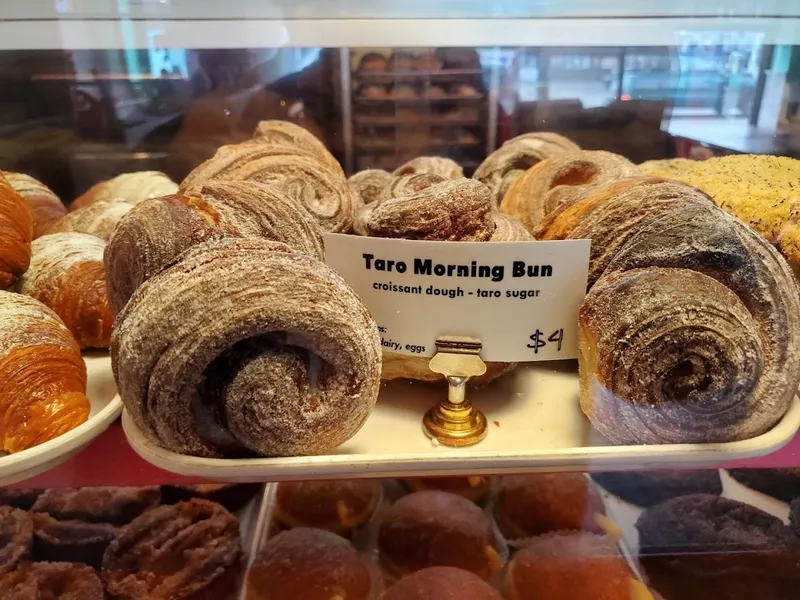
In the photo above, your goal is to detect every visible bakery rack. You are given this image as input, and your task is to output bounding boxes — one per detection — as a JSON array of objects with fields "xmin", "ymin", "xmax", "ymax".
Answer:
[{"xmin": 342, "ymin": 48, "xmax": 499, "ymax": 175}]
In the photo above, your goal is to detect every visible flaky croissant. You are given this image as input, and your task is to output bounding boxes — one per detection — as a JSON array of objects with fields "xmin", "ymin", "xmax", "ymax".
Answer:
[
  {"xmin": 0, "ymin": 292, "xmax": 90, "ymax": 453},
  {"xmin": 252, "ymin": 120, "xmax": 343, "ymax": 176},
  {"xmin": 49, "ymin": 197, "xmax": 136, "ymax": 241},
  {"xmin": 16, "ymin": 232, "xmax": 114, "ymax": 349},
  {"xmin": 70, "ymin": 171, "xmax": 178, "ymax": 213},
  {"xmin": 104, "ymin": 181, "xmax": 324, "ymax": 314},
  {"xmin": 0, "ymin": 172, "xmax": 32, "ymax": 290},
  {"xmin": 539, "ymin": 177, "xmax": 800, "ymax": 444},
  {"xmin": 5, "ymin": 172, "xmax": 66, "ymax": 239}
]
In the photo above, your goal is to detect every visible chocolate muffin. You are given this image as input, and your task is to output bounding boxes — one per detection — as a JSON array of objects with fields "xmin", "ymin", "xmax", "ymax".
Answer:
[
  {"xmin": 378, "ymin": 490, "xmax": 502, "ymax": 581},
  {"xmin": 274, "ymin": 480, "xmax": 382, "ymax": 537},
  {"xmin": 493, "ymin": 474, "xmax": 605, "ymax": 540},
  {"xmin": 637, "ymin": 494, "xmax": 800, "ymax": 600},
  {"xmin": 381, "ymin": 566, "xmax": 502, "ymax": 600},
  {"xmin": 102, "ymin": 499, "xmax": 242, "ymax": 600},
  {"xmin": 247, "ymin": 527, "xmax": 371, "ymax": 600},
  {"xmin": 727, "ymin": 468, "xmax": 800, "ymax": 503},
  {"xmin": 591, "ymin": 470, "xmax": 722, "ymax": 506}
]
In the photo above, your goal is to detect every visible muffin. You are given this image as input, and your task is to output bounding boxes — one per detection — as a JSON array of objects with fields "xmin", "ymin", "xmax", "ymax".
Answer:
[
  {"xmin": 274, "ymin": 480, "xmax": 382, "ymax": 536},
  {"xmin": 402, "ymin": 476, "xmax": 491, "ymax": 504},
  {"xmin": 506, "ymin": 532, "xmax": 645, "ymax": 600},
  {"xmin": 638, "ymin": 494, "xmax": 800, "ymax": 600},
  {"xmin": 247, "ymin": 528, "xmax": 371, "ymax": 600},
  {"xmin": 493, "ymin": 474, "xmax": 605, "ymax": 540},
  {"xmin": 591, "ymin": 469, "xmax": 723, "ymax": 507},
  {"xmin": 381, "ymin": 566, "xmax": 502, "ymax": 600},
  {"xmin": 378, "ymin": 490, "xmax": 502, "ymax": 581}
]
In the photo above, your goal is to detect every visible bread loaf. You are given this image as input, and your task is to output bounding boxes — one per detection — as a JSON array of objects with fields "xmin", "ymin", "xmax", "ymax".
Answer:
[
  {"xmin": 112, "ymin": 237, "xmax": 381, "ymax": 458},
  {"xmin": 0, "ymin": 172, "xmax": 32, "ymax": 290},
  {"xmin": 181, "ymin": 141, "xmax": 359, "ymax": 233},
  {"xmin": 5, "ymin": 172, "xmax": 66, "ymax": 238},
  {"xmin": 70, "ymin": 171, "xmax": 178, "ymax": 212},
  {"xmin": 16, "ymin": 233, "xmax": 113, "ymax": 349},
  {"xmin": 501, "ymin": 150, "xmax": 638, "ymax": 234},
  {"xmin": 539, "ymin": 177, "xmax": 800, "ymax": 444},
  {"xmin": 104, "ymin": 181, "xmax": 324, "ymax": 314},
  {"xmin": 0, "ymin": 292, "xmax": 90, "ymax": 452},
  {"xmin": 474, "ymin": 132, "xmax": 580, "ymax": 208}
]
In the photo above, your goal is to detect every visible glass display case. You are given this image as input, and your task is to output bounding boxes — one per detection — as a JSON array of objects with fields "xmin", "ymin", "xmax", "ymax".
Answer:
[{"xmin": 1, "ymin": 2, "xmax": 800, "ymax": 598}]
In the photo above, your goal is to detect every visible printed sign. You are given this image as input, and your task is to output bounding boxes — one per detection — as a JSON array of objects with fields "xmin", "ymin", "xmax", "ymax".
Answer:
[{"xmin": 325, "ymin": 234, "xmax": 590, "ymax": 362}]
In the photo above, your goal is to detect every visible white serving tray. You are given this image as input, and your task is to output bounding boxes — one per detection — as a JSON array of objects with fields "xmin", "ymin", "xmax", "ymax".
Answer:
[
  {"xmin": 0, "ymin": 351, "xmax": 121, "ymax": 486},
  {"xmin": 122, "ymin": 361, "xmax": 800, "ymax": 482}
]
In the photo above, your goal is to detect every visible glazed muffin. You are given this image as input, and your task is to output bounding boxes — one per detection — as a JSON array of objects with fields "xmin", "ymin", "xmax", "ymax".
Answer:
[
  {"xmin": 274, "ymin": 480, "xmax": 382, "ymax": 536},
  {"xmin": 378, "ymin": 490, "xmax": 502, "ymax": 581},
  {"xmin": 402, "ymin": 476, "xmax": 491, "ymax": 504},
  {"xmin": 493, "ymin": 474, "xmax": 605, "ymax": 540},
  {"xmin": 638, "ymin": 495, "xmax": 800, "ymax": 600},
  {"xmin": 591, "ymin": 469, "xmax": 723, "ymax": 507},
  {"xmin": 381, "ymin": 566, "xmax": 502, "ymax": 600},
  {"xmin": 506, "ymin": 532, "xmax": 647, "ymax": 600},
  {"xmin": 247, "ymin": 528, "xmax": 372, "ymax": 600}
]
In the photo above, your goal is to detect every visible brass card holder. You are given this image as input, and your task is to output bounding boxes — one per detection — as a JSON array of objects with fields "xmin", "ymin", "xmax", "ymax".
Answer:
[{"xmin": 423, "ymin": 336, "xmax": 488, "ymax": 446}]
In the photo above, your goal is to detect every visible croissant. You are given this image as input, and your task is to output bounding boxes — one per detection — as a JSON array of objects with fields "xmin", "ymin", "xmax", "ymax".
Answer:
[
  {"xmin": 49, "ymin": 197, "xmax": 136, "ymax": 241},
  {"xmin": 538, "ymin": 177, "xmax": 800, "ymax": 444},
  {"xmin": 354, "ymin": 177, "xmax": 528, "ymax": 385},
  {"xmin": 0, "ymin": 292, "xmax": 90, "ymax": 453},
  {"xmin": 180, "ymin": 141, "xmax": 359, "ymax": 233},
  {"xmin": 112, "ymin": 237, "xmax": 381, "ymax": 458},
  {"xmin": 393, "ymin": 156, "xmax": 464, "ymax": 180},
  {"xmin": 70, "ymin": 171, "xmax": 178, "ymax": 212},
  {"xmin": 104, "ymin": 181, "xmax": 324, "ymax": 314},
  {"xmin": 501, "ymin": 150, "xmax": 638, "ymax": 234},
  {"xmin": 252, "ymin": 120, "xmax": 343, "ymax": 175},
  {"xmin": 5, "ymin": 173, "xmax": 66, "ymax": 238},
  {"xmin": 16, "ymin": 233, "xmax": 113, "ymax": 349},
  {"xmin": 0, "ymin": 173, "xmax": 32, "ymax": 290},
  {"xmin": 351, "ymin": 173, "xmax": 443, "ymax": 236},
  {"xmin": 474, "ymin": 132, "xmax": 580, "ymax": 208}
]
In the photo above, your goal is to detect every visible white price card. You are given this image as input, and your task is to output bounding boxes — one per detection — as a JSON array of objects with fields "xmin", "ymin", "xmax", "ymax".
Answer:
[{"xmin": 325, "ymin": 234, "xmax": 591, "ymax": 363}]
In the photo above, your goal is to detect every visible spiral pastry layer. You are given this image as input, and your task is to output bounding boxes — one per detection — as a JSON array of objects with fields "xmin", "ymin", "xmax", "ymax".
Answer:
[
  {"xmin": 474, "ymin": 132, "xmax": 580, "ymax": 208},
  {"xmin": 112, "ymin": 237, "xmax": 381, "ymax": 457},
  {"xmin": 543, "ymin": 178, "xmax": 800, "ymax": 444},
  {"xmin": 502, "ymin": 150, "xmax": 638, "ymax": 234},
  {"xmin": 180, "ymin": 141, "xmax": 358, "ymax": 233},
  {"xmin": 393, "ymin": 156, "xmax": 464, "ymax": 179},
  {"xmin": 252, "ymin": 120, "xmax": 343, "ymax": 175}
]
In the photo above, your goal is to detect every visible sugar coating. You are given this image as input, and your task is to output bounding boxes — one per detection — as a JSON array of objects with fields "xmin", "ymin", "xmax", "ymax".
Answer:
[
  {"xmin": 18, "ymin": 232, "xmax": 104, "ymax": 300},
  {"xmin": 52, "ymin": 197, "xmax": 136, "ymax": 240}
]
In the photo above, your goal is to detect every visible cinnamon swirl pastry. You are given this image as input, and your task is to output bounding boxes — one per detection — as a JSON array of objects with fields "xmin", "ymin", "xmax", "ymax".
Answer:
[
  {"xmin": 354, "ymin": 177, "xmax": 525, "ymax": 384},
  {"xmin": 502, "ymin": 150, "xmax": 638, "ymax": 234},
  {"xmin": 252, "ymin": 120, "xmax": 342, "ymax": 175},
  {"xmin": 540, "ymin": 177, "xmax": 800, "ymax": 444},
  {"xmin": 394, "ymin": 156, "xmax": 464, "ymax": 179},
  {"xmin": 112, "ymin": 237, "xmax": 381, "ymax": 458},
  {"xmin": 180, "ymin": 141, "xmax": 359, "ymax": 233},
  {"xmin": 104, "ymin": 182, "xmax": 324, "ymax": 314},
  {"xmin": 474, "ymin": 132, "xmax": 580, "ymax": 208}
]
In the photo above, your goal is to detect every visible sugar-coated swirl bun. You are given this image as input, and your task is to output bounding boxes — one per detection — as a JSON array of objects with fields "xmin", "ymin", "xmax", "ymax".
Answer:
[
  {"xmin": 378, "ymin": 490, "xmax": 502, "ymax": 581},
  {"xmin": 403, "ymin": 476, "xmax": 492, "ymax": 504},
  {"xmin": 540, "ymin": 178, "xmax": 800, "ymax": 444},
  {"xmin": 501, "ymin": 150, "xmax": 638, "ymax": 233},
  {"xmin": 274, "ymin": 479, "xmax": 382, "ymax": 535},
  {"xmin": 0, "ymin": 172, "xmax": 32, "ymax": 290},
  {"xmin": 493, "ymin": 474, "xmax": 605, "ymax": 540},
  {"xmin": 50, "ymin": 196, "xmax": 136, "ymax": 241},
  {"xmin": 381, "ymin": 566, "xmax": 502, "ymax": 600},
  {"xmin": 17, "ymin": 232, "xmax": 113, "ymax": 349},
  {"xmin": 104, "ymin": 181, "xmax": 324, "ymax": 314},
  {"xmin": 180, "ymin": 140, "xmax": 360, "ymax": 233},
  {"xmin": 474, "ymin": 132, "xmax": 580, "ymax": 208},
  {"xmin": 112, "ymin": 237, "xmax": 381, "ymax": 458},
  {"xmin": 394, "ymin": 156, "xmax": 464, "ymax": 179},
  {"xmin": 0, "ymin": 291, "xmax": 90, "ymax": 453},
  {"xmin": 506, "ymin": 533, "xmax": 644, "ymax": 600},
  {"xmin": 252, "ymin": 119, "xmax": 343, "ymax": 175},
  {"xmin": 70, "ymin": 171, "xmax": 178, "ymax": 212},
  {"xmin": 348, "ymin": 168, "xmax": 396, "ymax": 205},
  {"xmin": 247, "ymin": 528, "xmax": 372, "ymax": 600},
  {"xmin": 6, "ymin": 172, "xmax": 66, "ymax": 238}
]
